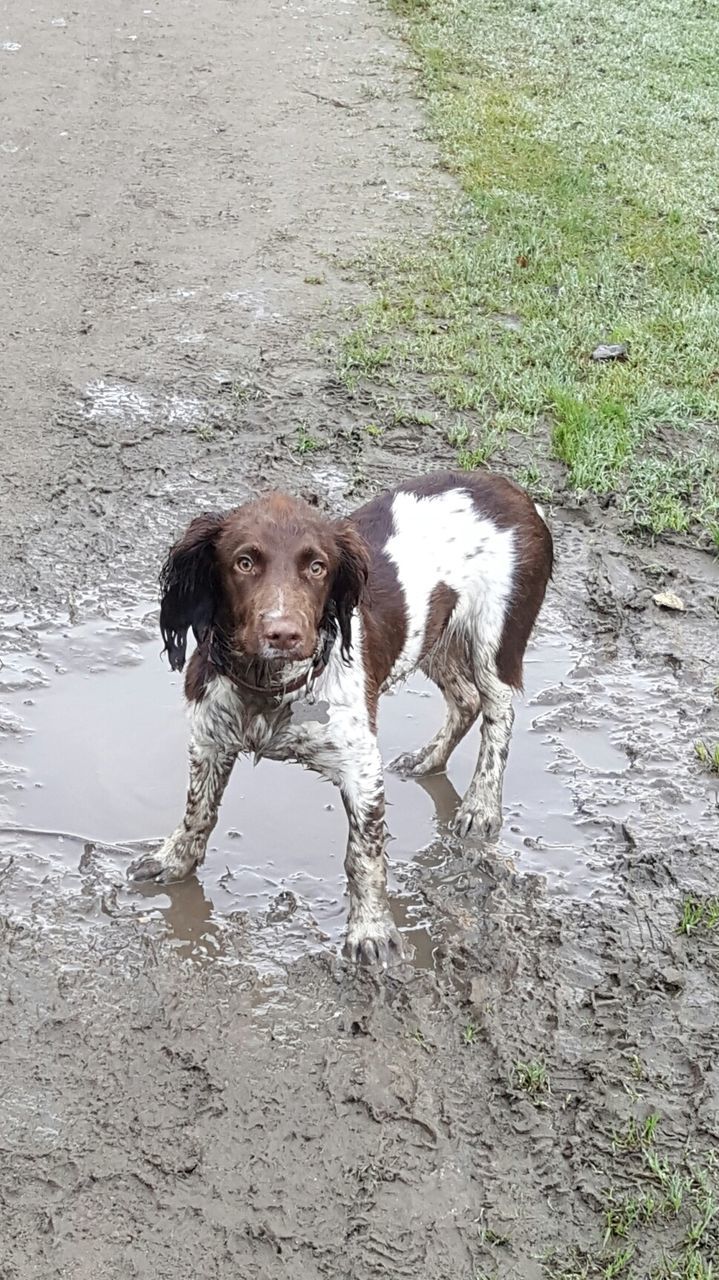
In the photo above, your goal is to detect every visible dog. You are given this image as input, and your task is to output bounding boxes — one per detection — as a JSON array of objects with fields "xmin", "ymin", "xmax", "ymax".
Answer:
[{"xmin": 128, "ymin": 470, "xmax": 553, "ymax": 965}]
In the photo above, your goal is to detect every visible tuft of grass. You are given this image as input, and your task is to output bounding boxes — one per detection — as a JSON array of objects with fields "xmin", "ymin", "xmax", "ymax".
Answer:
[
  {"xmin": 479, "ymin": 1225, "xmax": 509, "ymax": 1248},
  {"xmin": 612, "ymin": 1114, "xmax": 660, "ymax": 1154},
  {"xmin": 445, "ymin": 420, "xmax": 501, "ymax": 468},
  {"xmin": 446, "ymin": 420, "xmax": 471, "ymax": 449},
  {"xmin": 628, "ymin": 1054, "xmax": 646, "ymax": 1082},
  {"xmin": 338, "ymin": 330, "xmax": 394, "ymax": 390},
  {"xmin": 295, "ymin": 428, "xmax": 321, "ymax": 455},
  {"xmin": 513, "ymin": 1059, "xmax": 550, "ymax": 1099},
  {"xmin": 515, "ymin": 463, "xmax": 553, "ymax": 503},
  {"xmin": 657, "ymin": 1255, "xmax": 715, "ymax": 1280},
  {"xmin": 678, "ymin": 894, "xmax": 719, "ymax": 937},
  {"xmin": 392, "ymin": 406, "xmax": 435, "ymax": 428},
  {"xmin": 463, "ymin": 1021, "xmax": 479, "ymax": 1045},
  {"xmin": 604, "ymin": 1246, "xmax": 635, "ymax": 1278},
  {"xmin": 694, "ymin": 741, "xmax": 719, "ymax": 775},
  {"xmin": 340, "ymin": 0, "xmax": 719, "ymax": 542},
  {"xmin": 457, "ymin": 432, "xmax": 501, "ymax": 470},
  {"xmin": 622, "ymin": 452, "xmax": 719, "ymax": 538},
  {"xmin": 551, "ymin": 392, "xmax": 632, "ymax": 493},
  {"xmin": 546, "ymin": 1135, "xmax": 718, "ymax": 1280},
  {"xmin": 604, "ymin": 1191, "xmax": 659, "ymax": 1243}
]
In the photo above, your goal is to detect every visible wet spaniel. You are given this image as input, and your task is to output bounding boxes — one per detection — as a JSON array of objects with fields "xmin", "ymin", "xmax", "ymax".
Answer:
[{"xmin": 129, "ymin": 470, "xmax": 553, "ymax": 966}]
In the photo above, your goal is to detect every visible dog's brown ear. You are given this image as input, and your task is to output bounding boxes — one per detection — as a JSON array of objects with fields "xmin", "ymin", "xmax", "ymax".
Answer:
[
  {"xmin": 159, "ymin": 513, "xmax": 225, "ymax": 671},
  {"xmin": 330, "ymin": 523, "xmax": 370, "ymax": 660}
]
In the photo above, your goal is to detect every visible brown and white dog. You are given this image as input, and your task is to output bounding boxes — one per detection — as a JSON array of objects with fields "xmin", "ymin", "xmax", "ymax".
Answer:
[{"xmin": 129, "ymin": 470, "xmax": 553, "ymax": 965}]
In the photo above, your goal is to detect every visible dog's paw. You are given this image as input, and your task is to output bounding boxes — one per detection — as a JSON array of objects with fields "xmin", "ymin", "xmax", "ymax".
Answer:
[
  {"xmin": 452, "ymin": 795, "xmax": 502, "ymax": 841},
  {"xmin": 388, "ymin": 748, "xmax": 438, "ymax": 778},
  {"xmin": 344, "ymin": 907, "xmax": 404, "ymax": 969},
  {"xmin": 127, "ymin": 839, "xmax": 198, "ymax": 885}
]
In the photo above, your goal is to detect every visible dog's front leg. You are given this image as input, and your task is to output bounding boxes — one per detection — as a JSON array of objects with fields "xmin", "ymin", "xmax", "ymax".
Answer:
[
  {"xmin": 339, "ymin": 744, "xmax": 403, "ymax": 967},
  {"xmin": 129, "ymin": 738, "xmax": 236, "ymax": 884}
]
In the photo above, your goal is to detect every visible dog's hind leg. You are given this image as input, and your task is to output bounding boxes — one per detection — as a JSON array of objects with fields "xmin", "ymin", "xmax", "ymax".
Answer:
[
  {"xmin": 452, "ymin": 651, "xmax": 514, "ymax": 841},
  {"xmin": 389, "ymin": 637, "xmax": 481, "ymax": 778}
]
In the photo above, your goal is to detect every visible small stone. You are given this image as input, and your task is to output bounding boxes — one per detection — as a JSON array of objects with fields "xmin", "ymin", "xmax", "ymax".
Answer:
[
  {"xmin": 653, "ymin": 590, "xmax": 685, "ymax": 612},
  {"xmin": 591, "ymin": 343, "xmax": 629, "ymax": 362}
]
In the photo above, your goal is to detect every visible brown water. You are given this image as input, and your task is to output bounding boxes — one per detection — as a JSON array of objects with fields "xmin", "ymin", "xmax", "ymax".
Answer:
[{"xmin": 0, "ymin": 603, "xmax": 677, "ymax": 968}]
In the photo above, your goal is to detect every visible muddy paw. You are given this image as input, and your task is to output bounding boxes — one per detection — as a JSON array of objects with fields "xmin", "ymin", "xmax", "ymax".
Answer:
[
  {"xmin": 389, "ymin": 749, "xmax": 436, "ymax": 778},
  {"xmin": 344, "ymin": 910, "xmax": 404, "ymax": 969},
  {"xmin": 127, "ymin": 846, "xmax": 197, "ymax": 884},
  {"xmin": 452, "ymin": 798, "xmax": 502, "ymax": 841}
]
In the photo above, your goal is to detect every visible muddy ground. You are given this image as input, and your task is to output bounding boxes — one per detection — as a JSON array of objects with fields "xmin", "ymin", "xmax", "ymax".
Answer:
[{"xmin": 1, "ymin": 2, "xmax": 719, "ymax": 1277}]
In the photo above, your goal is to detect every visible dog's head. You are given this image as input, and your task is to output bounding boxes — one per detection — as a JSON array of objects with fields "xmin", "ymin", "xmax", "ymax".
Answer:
[{"xmin": 159, "ymin": 493, "xmax": 369, "ymax": 672}]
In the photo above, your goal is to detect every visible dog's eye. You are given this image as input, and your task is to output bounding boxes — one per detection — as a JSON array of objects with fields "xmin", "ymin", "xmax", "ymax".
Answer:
[
  {"xmin": 309, "ymin": 560, "xmax": 326, "ymax": 578},
  {"xmin": 236, "ymin": 555, "xmax": 254, "ymax": 574}
]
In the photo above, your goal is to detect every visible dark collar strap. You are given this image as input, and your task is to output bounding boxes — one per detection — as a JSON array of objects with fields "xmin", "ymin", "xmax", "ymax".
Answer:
[
  {"xmin": 210, "ymin": 626, "xmax": 335, "ymax": 703},
  {"xmin": 230, "ymin": 654, "xmax": 327, "ymax": 701}
]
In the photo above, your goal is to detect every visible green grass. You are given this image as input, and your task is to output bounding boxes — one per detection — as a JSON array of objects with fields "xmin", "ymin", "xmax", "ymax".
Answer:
[
  {"xmin": 613, "ymin": 1114, "xmax": 661, "ymax": 1155},
  {"xmin": 678, "ymin": 894, "xmax": 719, "ymax": 937},
  {"xmin": 513, "ymin": 1058, "xmax": 550, "ymax": 1099},
  {"xmin": 339, "ymin": 0, "xmax": 719, "ymax": 544},
  {"xmin": 694, "ymin": 741, "xmax": 719, "ymax": 774},
  {"xmin": 295, "ymin": 427, "xmax": 322, "ymax": 455},
  {"xmin": 545, "ymin": 1120, "xmax": 719, "ymax": 1280},
  {"xmin": 551, "ymin": 392, "xmax": 632, "ymax": 492}
]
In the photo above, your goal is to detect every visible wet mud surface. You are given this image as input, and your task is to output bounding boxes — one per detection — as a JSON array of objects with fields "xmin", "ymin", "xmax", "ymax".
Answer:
[{"xmin": 2, "ymin": 2, "xmax": 719, "ymax": 1277}]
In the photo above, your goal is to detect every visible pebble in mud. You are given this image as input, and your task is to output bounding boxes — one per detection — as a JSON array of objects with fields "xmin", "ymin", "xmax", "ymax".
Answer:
[{"xmin": 653, "ymin": 589, "xmax": 686, "ymax": 611}]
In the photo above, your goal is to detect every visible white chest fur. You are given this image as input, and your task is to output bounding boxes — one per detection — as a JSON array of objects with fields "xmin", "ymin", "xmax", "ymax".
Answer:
[{"xmin": 190, "ymin": 635, "xmax": 372, "ymax": 782}]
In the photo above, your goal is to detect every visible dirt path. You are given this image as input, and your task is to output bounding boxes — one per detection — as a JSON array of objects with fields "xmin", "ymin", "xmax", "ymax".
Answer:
[
  {"xmin": 1, "ymin": 0, "xmax": 444, "ymax": 603},
  {"xmin": 2, "ymin": 3, "xmax": 719, "ymax": 1278}
]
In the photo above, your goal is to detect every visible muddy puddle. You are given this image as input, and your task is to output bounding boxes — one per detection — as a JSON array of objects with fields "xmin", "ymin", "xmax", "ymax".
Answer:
[{"xmin": 0, "ymin": 603, "xmax": 713, "ymax": 970}]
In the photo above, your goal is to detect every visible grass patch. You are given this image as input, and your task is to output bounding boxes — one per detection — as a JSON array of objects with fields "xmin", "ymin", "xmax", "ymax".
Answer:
[
  {"xmin": 342, "ymin": 0, "xmax": 719, "ymax": 543},
  {"xmin": 551, "ymin": 392, "xmax": 632, "ymax": 492},
  {"xmin": 545, "ymin": 1119, "xmax": 719, "ymax": 1280},
  {"xmin": 678, "ymin": 894, "xmax": 719, "ymax": 937},
  {"xmin": 338, "ymin": 330, "xmax": 394, "ymax": 388},
  {"xmin": 513, "ymin": 1059, "xmax": 550, "ymax": 1099},
  {"xmin": 694, "ymin": 741, "xmax": 719, "ymax": 775},
  {"xmin": 295, "ymin": 427, "xmax": 322, "ymax": 455},
  {"xmin": 613, "ymin": 1114, "xmax": 661, "ymax": 1155},
  {"xmin": 515, "ymin": 462, "xmax": 553, "ymax": 503}
]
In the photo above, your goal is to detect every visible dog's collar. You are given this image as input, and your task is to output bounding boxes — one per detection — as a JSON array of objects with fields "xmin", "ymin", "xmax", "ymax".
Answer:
[
  {"xmin": 230, "ymin": 653, "xmax": 327, "ymax": 701},
  {"xmin": 211, "ymin": 627, "xmax": 335, "ymax": 704}
]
